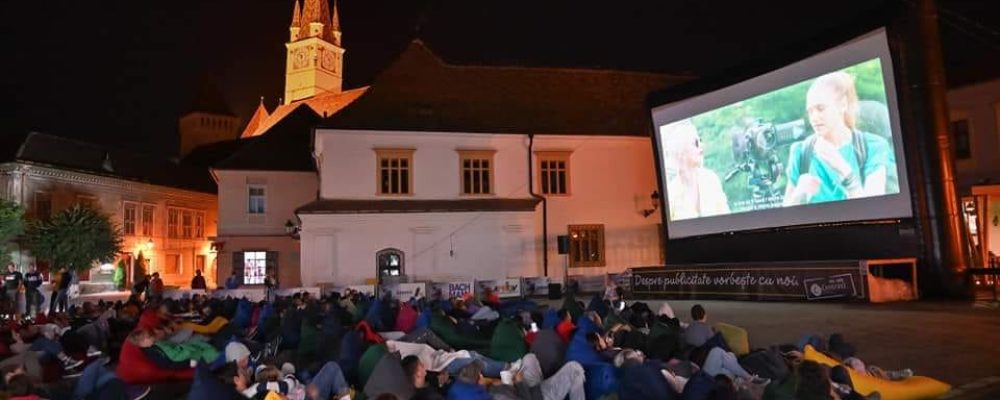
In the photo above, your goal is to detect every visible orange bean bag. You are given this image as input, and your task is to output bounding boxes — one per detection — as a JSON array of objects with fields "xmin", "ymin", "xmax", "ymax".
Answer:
[
  {"xmin": 181, "ymin": 317, "xmax": 229, "ymax": 335},
  {"xmin": 803, "ymin": 345, "xmax": 950, "ymax": 400},
  {"xmin": 116, "ymin": 340, "xmax": 194, "ymax": 384}
]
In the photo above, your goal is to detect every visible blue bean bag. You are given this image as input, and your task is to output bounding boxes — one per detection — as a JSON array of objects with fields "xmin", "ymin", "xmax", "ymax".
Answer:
[
  {"xmin": 415, "ymin": 310, "xmax": 431, "ymax": 331},
  {"xmin": 337, "ymin": 330, "xmax": 364, "ymax": 384},
  {"xmin": 586, "ymin": 294, "xmax": 610, "ymax": 319},
  {"xmin": 565, "ymin": 317, "xmax": 619, "ymax": 399},
  {"xmin": 620, "ymin": 362, "xmax": 675, "ymax": 400},
  {"xmin": 682, "ymin": 371, "xmax": 717, "ymax": 400},
  {"xmin": 232, "ymin": 299, "xmax": 252, "ymax": 329},
  {"xmin": 542, "ymin": 309, "xmax": 560, "ymax": 330},
  {"xmin": 364, "ymin": 298, "xmax": 385, "ymax": 331}
]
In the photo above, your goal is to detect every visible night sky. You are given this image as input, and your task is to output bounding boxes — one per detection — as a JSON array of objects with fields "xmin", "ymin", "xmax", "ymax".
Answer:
[{"xmin": 4, "ymin": 0, "xmax": 998, "ymax": 157}]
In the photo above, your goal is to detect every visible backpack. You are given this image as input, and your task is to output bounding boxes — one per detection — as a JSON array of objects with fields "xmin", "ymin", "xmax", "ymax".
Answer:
[{"xmin": 798, "ymin": 130, "xmax": 868, "ymax": 184}]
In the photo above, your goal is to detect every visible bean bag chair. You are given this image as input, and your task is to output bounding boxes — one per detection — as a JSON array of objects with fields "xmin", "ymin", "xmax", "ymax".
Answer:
[
  {"xmin": 803, "ymin": 346, "xmax": 950, "ymax": 400},
  {"xmin": 529, "ymin": 330, "xmax": 566, "ymax": 379},
  {"xmin": 298, "ymin": 320, "xmax": 320, "ymax": 357},
  {"xmin": 363, "ymin": 352, "xmax": 415, "ymax": 400},
  {"xmin": 542, "ymin": 309, "xmax": 560, "ymax": 330},
  {"xmin": 394, "ymin": 303, "xmax": 418, "ymax": 333},
  {"xmin": 497, "ymin": 299, "xmax": 539, "ymax": 318},
  {"xmin": 647, "ymin": 315, "xmax": 683, "ymax": 362},
  {"xmin": 566, "ymin": 317, "xmax": 619, "ymax": 399},
  {"xmin": 250, "ymin": 304, "xmax": 262, "ymax": 329},
  {"xmin": 181, "ymin": 316, "xmax": 228, "ymax": 335},
  {"xmin": 619, "ymin": 362, "xmax": 675, "ymax": 400},
  {"xmin": 470, "ymin": 306, "xmax": 499, "ymax": 321},
  {"xmin": 415, "ymin": 309, "xmax": 432, "ymax": 331},
  {"xmin": 562, "ymin": 296, "xmax": 584, "ymax": 322},
  {"xmin": 739, "ymin": 348, "xmax": 789, "ymax": 381},
  {"xmin": 762, "ymin": 371, "xmax": 799, "ymax": 400},
  {"xmin": 357, "ymin": 321, "xmax": 385, "ymax": 345},
  {"xmin": 586, "ymin": 294, "xmax": 610, "ymax": 319},
  {"xmin": 429, "ymin": 313, "xmax": 489, "ymax": 351},
  {"xmin": 556, "ymin": 320, "xmax": 575, "ymax": 343},
  {"xmin": 256, "ymin": 304, "xmax": 274, "ymax": 332},
  {"xmin": 357, "ymin": 344, "xmax": 387, "ymax": 389},
  {"xmin": 232, "ymin": 299, "xmax": 252, "ymax": 330},
  {"xmin": 337, "ymin": 330, "xmax": 364, "ymax": 384},
  {"xmin": 116, "ymin": 340, "xmax": 193, "ymax": 384},
  {"xmin": 682, "ymin": 371, "xmax": 719, "ymax": 400},
  {"xmin": 714, "ymin": 322, "xmax": 750, "ymax": 356},
  {"xmin": 447, "ymin": 381, "xmax": 491, "ymax": 400},
  {"xmin": 137, "ymin": 309, "xmax": 162, "ymax": 331},
  {"xmin": 489, "ymin": 319, "xmax": 527, "ymax": 362},
  {"xmin": 189, "ymin": 364, "xmax": 244, "ymax": 400}
]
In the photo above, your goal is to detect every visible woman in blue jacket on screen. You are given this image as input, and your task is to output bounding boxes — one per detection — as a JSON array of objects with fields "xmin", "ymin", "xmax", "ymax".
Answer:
[
  {"xmin": 784, "ymin": 71, "xmax": 893, "ymax": 206},
  {"xmin": 662, "ymin": 119, "xmax": 731, "ymax": 221}
]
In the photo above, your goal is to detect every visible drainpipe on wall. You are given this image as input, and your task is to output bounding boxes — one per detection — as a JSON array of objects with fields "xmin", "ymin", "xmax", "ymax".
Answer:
[{"xmin": 528, "ymin": 134, "xmax": 548, "ymax": 278}]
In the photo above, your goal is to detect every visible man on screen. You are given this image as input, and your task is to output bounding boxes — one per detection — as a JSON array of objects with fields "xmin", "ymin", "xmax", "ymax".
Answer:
[
  {"xmin": 783, "ymin": 71, "xmax": 893, "ymax": 206},
  {"xmin": 662, "ymin": 120, "xmax": 730, "ymax": 220}
]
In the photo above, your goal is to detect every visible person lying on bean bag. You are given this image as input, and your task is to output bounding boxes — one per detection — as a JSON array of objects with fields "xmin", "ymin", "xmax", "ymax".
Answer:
[
  {"xmin": 428, "ymin": 311, "xmax": 490, "ymax": 351},
  {"xmin": 115, "ymin": 335, "xmax": 194, "ymax": 384}
]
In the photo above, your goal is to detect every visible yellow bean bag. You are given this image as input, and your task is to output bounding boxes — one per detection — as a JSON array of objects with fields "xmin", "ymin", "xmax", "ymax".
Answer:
[
  {"xmin": 714, "ymin": 322, "xmax": 750, "ymax": 356},
  {"xmin": 803, "ymin": 345, "xmax": 950, "ymax": 400},
  {"xmin": 181, "ymin": 316, "xmax": 228, "ymax": 335}
]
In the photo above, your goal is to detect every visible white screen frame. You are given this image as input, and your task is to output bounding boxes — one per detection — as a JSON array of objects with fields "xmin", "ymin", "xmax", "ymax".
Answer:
[{"xmin": 651, "ymin": 29, "xmax": 912, "ymax": 239}]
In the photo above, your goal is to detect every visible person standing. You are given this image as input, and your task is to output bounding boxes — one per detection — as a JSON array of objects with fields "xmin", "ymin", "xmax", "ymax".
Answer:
[
  {"xmin": 191, "ymin": 270, "xmax": 207, "ymax": 290},
  {"xmin": 263, "ymin": 272, "xmax": 276, "ymax": 302},
  {"xmin": 48, "ymin": 269, "xmax": 62, "ymax": 315},
  {"xmin": 3, "ymin": 263, "xmax": 23, "ymax": 319},
  {"xmin": 56, "ymin": 269, "xmax": 72, "ymax": 313},
  {"xmin": 225, "ymin": 270, "xmax": 240, "ymax": 290},
  {"xmin": 24, "ymin": 264, "xmax": 43, "ymax": 318},
  {"xmin": 132, "ymin": 274, "xmax": 149, "ymax": 301}
]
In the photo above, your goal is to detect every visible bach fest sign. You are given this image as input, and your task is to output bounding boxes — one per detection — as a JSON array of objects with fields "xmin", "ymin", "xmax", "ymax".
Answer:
[{"xmin": 632, "ymin": 266, "xmax": 862, "ymax": 300}]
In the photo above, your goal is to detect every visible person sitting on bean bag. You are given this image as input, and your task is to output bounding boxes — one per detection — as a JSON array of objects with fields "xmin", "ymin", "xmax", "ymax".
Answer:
[{"xmin": 129, "ymin": 329, "xmax": 220, "ymax": 368}]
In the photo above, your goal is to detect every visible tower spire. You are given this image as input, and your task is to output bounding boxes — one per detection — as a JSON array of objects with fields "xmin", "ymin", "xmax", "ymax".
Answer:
[
  {"xmin": 291, "ymin": 0, "xmax": 301, "ymax": 27},
  {"xmin": 331, "ymin": 0, "xmax": 340, "ymax": 32}
]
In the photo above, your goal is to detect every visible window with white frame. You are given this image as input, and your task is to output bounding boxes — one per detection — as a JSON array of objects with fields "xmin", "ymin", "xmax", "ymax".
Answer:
[
  {"xmin": 141, "ymin": 205, "xmax": 155, "ymax": 236},
  {"xmin": 123, "ymin": 202, "xmax": 138, "ymax": 236},
  {"xmin": 243, "ymin": 251, "xmax": 267, "ymax": 285},
  {"xmin": 459, "ymin": 150, "xmax": 495, "ymax": 195},
  {"xmin": 248, "ymin": 186, "xmax": 266, "ymax": 214},
  {"xmin": 195, "ymin": 212, "xmax": 205, "ymax": 239},
  {"xmin": 167, "ymin": 208, "xmax": 180, "ymax": 238},
  {"xmin": 376, "ymin": 149, "xmax": 414, "ymax": 195},
  {"xmin": 182, "ymin": 211, "xmax": 193, "ymax": 239},
  {"xmin": 537, "ymin": 151, "xmax": 571, "ymax": 196}
]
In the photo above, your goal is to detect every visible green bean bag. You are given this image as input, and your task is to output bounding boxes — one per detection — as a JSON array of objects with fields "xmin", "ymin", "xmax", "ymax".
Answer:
[
  {"xmin": 489, "ymin": 318, "xmax": 527, "ymax": 362},
  {"xmin": 714, "ymin": 322, "xmax": 750, "ymax": 356},
  {"xmin": 358, "ymin": 344, "xmax": 387, "ymax": 388},
  {"xmin": 429, "ymin": 313, "xmax": 490, "ymax": 351}
]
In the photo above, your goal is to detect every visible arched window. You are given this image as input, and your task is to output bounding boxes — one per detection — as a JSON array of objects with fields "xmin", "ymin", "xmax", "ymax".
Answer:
[{"xmin": 375, "ymin": 248, "xmax": 404, "ymax": 280}]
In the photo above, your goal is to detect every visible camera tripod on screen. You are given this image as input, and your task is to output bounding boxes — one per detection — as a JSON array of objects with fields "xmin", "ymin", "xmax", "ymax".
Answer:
[{"xmin": 724, "ymin": 119, "xmax": 791, "ymax": 200}]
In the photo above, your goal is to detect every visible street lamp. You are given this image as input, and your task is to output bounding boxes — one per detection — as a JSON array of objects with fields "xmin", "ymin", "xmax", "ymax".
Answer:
[{"xmin": 145, "ymin": 239, "xmax": 154, "ymax": 251}]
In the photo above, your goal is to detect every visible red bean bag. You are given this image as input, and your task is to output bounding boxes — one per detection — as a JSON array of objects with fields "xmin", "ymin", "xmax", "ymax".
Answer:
[
  {"xmin": 357, "ymin": 321, "xmax": 385, "ymax": 345},
  {"xmin": 116, "ymin": 340, "xmax": 193, "ymax": 384},
  {"xmin": 393, "ymin": 303, "xmax": 418, "ymax": 333},
  {"xmin": 137, "ymin": 309, "xmax": 162, "ymax": 331},
  {"xmin": 250, "ymin": 305, "xmax": 261, "ymax": 329}
]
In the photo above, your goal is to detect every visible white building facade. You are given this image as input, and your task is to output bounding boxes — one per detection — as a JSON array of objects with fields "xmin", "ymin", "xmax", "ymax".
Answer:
[{"xmin": 297, "ymin": 129, "xmax": 664, "ymax": 286}]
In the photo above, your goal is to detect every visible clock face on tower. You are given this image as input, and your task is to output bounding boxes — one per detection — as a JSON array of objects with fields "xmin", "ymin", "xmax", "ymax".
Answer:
[
  {"xmin": 292, "ymin": 48, "xmax": 309, "ymax": 69},
  {"xmin": 320, "ymin": 50, "xmax": 337, "ymax": 73}
]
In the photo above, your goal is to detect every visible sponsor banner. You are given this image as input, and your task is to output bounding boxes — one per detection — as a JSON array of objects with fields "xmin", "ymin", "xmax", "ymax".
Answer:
[
  {"xmin": 163, "ymin": 289, "xmax": 207, "ymax": 299},
  {"xmin": 522, "ymin": 277, "xmax": 550, "ymax": 297},
  {"xmin": 429, "ymin": 281, "xmax": 474, "ymax": 299},
  {"xmin": 337, "ymin": 285, "xmax": 375, "ymax": 297},
  {"xmin": 477, "ymin": 278, "xmax": 522, "ymax": 298},
  {"xmin": 275, "ymin": 287, "xmax": 321, "ymax": 298},
  {"xmin": 803, "ymin": 274, "xmax": 858, "ymax": 300},
  {"xmin": 381, "ymin": 282, "xmax": 427, "ymax": 300},
  {"xmin": 569, "ymin": 275, "xmax": 607, "ymax": 294},
  {"xmin": 212, "ymin": 288, "xmax": 266, "ymax": 301},
  {"xmin": 631, "ymin": 261, "xmax": 865, "ymax": 301}
]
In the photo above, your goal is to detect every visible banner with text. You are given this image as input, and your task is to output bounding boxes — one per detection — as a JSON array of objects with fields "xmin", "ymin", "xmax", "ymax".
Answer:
[
  {"xmin": 522, "ymin": 277, "xmax": 550, "ymax": 297},
  {"xmin": 631, "ymin": 262, "xmax": 865, "ymax": 301},
  {"xmin": 477, "ymin": 278, "xmax": 523, "ymax": 298},
  {"xmin": 381, "ymin": 282, "xmax": 427, "ymax": 300}
]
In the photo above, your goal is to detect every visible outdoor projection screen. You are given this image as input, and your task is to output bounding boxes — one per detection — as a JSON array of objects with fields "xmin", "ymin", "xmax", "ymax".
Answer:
[{"xmin": 651, "ymin": 29, "xmax": 912, "ymax": 239}]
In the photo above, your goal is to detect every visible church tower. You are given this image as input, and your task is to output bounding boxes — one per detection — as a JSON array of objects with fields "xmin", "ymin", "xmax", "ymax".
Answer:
[
  {"xmin": 178, "ymin": 80, "xmax": 241, "ymax": 156},
  {"xmin": 284, "ymin": 0, "xmax": 345, "ymax": 104}
]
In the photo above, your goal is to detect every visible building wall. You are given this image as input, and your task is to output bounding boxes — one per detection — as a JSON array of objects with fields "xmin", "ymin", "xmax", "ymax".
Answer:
[
  {"xmin": 315, "ymin": 130, "xmax": 530, "ymax": 200},
  {"xmin": 214, "ymin": 169, "xmax": 317, "ymax": 287},
  {"xmin": 532, "ymin": 135, "xmax": 663, "ymax": 277},
  {"xmin": 311, "ymin": 129, "xmax": 663, "ymax": 284},
  {"xmin": 299, "ymin": 211, "xmax": 537, "ymax": 286},
  {"xmin": 947, "ymin": 78, "xmax": 1000, "ymax": 192},
  {"xmin": 0, "ymin": 163, "xmax": 218, "ymax": 287}
]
